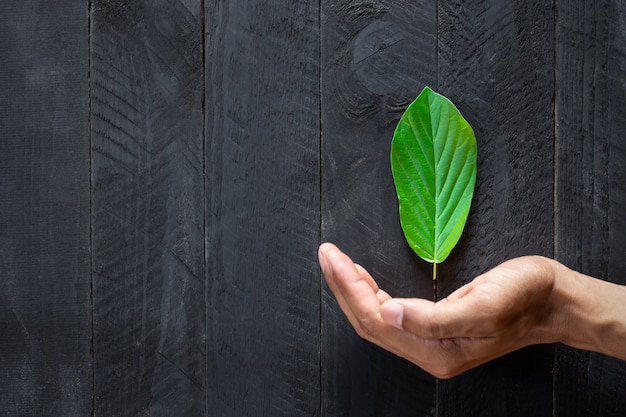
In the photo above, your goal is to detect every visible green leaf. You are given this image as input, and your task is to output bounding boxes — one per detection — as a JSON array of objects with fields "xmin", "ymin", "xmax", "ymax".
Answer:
[{"xmin": 391, "ymin": 87, "xmax": 477, "ymax": 271}]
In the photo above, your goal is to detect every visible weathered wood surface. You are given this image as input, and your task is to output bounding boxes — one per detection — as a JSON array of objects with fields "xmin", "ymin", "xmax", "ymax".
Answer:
[
  {"xmin": 554, "ymin": 1, "xmax": 626, "ymax": 415},
  {"xmin": 2, "ymin": 1, "xmax": 626, "ymax": 416},
  {"xmin": 205, "ymin": 1, "xmax": 321, "ymax": 415},
  {"xmin": 436, "ymin": 1, "xmax": 556, "ymax": 416},
  {"xmin": 90, "ymin": 1, "xmax": 205, "ymax": 415},
  {"xmin": 0, "ymin": 1, "xmax": 92, "ymax": 415},
  {"xmin": 321, "ymin": 1, "xmax": 437, "ymax": 415}
]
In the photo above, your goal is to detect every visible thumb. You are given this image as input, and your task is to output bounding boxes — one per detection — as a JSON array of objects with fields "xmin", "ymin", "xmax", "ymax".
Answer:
[{"xmin": 381, "ymin": 297, "xmax": 470, "ymax": 339}]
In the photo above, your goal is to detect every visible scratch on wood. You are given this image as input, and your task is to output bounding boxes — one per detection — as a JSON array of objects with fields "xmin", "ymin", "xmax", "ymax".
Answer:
[{"xmin": 157, "ymin": 350, "xmax": 204, "ymax": 391}]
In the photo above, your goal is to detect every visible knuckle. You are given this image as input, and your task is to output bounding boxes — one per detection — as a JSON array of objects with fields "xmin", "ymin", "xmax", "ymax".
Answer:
[{"xmin": 420, "ymin": 315, "xmax": 444, "ymax": 339}]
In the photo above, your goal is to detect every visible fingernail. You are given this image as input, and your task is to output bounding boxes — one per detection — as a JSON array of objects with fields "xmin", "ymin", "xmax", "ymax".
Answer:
[{"xmin": 381, "ymin": 301, "xmax": 404, "ymax": 330}]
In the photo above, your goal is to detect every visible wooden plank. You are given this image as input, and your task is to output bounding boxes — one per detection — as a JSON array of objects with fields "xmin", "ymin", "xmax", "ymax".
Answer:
[
  {"xmin": 320, "ymin": 2, "xmax": 437, "ymax": 415},
  {"xmin": 205, "ymin": 1, "xmax": 321, "ymax": 415},
  {"xmin": 90, "ymin": 1, "xmax": 205, "ymax": 415},
  {"xmin": 554, "ymin": 1, "xmax": 626, "ymax": 415},
  {"xmin": 436, "ymin": 1, "xmax": 556, "ymax": 416},
  {"xmin": 0, "ymin": 1, "xmax": 91, "ymax": 415}
]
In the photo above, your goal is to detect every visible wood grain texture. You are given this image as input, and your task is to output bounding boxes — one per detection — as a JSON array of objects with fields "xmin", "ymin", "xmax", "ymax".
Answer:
[
  {"xmin": 4, "ymin": 2, "xmax": 626, "ymax": 415},
  {"xmin": 554, "ymin": 1, "xmax": 626, "ymax": 415},
  {"xmin": 205, "ymin": 1, "xmax": 321, "ymax": 415},
  {"xmin": 90, "ymin": 1, "xmax": 205, "ymax": 415},
  {"xmin": 0, "ymin": 1, "xmax": 91, "ymax": 415},
  {"xmin": 321, "ymin": 1, "xmax": 437, "ymax": 415},
  {"xmin": 437, "ymin": 1, "xmax": 555, "ymax": 416}
]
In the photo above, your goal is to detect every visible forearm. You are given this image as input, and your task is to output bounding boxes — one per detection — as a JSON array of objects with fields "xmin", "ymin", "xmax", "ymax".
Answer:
[{"xmin": 552, "ymin": 262, "xmax": 626, "ymax": 360}]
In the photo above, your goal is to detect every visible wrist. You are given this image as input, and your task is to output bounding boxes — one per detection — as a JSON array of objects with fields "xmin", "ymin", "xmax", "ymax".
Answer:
[{"xmin": 550, "ymin": 262, "xmax": 626, "ymax": 360}]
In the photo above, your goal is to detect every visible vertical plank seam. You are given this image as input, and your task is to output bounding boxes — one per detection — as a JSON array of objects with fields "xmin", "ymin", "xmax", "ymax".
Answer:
[
  {"xmin": 201, "ymin": 1, "xmax": 208, "ymax": 416},
  {"xmin": 318, "ymin": 0, "xmax": 324, "ymax": 414},
  {"xmin": 551, "ymin": 2, "xmax": 559, "ymax": 417},
  {"xmin": 552, "ymin": 0, "xmax": 559, "ymax": 277},
  {"xmin": 87, "ymin": 0, "xmax": 95, "ymax": 416}
]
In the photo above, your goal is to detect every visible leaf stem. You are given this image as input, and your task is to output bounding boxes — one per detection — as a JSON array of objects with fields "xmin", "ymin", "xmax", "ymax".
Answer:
[{"xmin": 433, "ymin": 262, "xmax": 437, "ymax": 281}]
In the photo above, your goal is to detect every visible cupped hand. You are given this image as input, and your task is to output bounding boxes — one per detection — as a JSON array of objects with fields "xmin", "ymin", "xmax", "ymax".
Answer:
[{"xmin": 318, "ymin": 242, "xmax": 564, "ymax": 378}]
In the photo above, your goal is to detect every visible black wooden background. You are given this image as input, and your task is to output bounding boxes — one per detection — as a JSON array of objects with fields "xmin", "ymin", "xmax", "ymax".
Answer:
[{"xmin": 1, "ymin": 0, "xmax": 626, "ymax": 416}]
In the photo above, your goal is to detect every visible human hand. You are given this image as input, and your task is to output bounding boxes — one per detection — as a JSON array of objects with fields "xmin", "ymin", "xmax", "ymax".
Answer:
[{"xmin": 318, "ymin": 242, "xmax": 565, "ymax": 378}]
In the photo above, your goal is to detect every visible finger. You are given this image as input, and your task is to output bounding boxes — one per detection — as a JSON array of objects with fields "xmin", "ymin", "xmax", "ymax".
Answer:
[
  {"xmin": 319, "ymin": 244, "xmax": 359, "ymax": 325},
  {"xmin": 354, "ymin": 263, "xmax": 380, "ymax": 293},
  {"xmin": 319, "ymin": 244, "xmax": 383, "ymax": 324},
  {"xmin": 382, "ymin": 296, "xmax": 496, "ymax": 340},
  {"xmin": 379, "ymin": 300, "xmax": 405, "ymax": 329},
  {"xmin": 354, "ymin": 263, "xmax": 392, "ymax": 304},
  {"xmin": 319, "ymin": 243, "xmax": 389, "ymax": 340}
]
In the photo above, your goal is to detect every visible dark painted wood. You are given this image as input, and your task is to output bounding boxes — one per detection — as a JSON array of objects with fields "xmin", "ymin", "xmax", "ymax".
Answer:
[
  {"xmin": 205, "ymin": 1, "xmax": 321, "ymax": 415},
  {"xmin": 555, "ymin": 1, "xmax": 626, "ymax": 415},
  {"xmin": 0, "ymin": 1, "xmax": 91, "ymax": 415},
  {"xmin": 4, "ymin": 2, "xmax": 626, "ymax": 416},
  {"xmin": 90, "ymin": 1, "xmax": 205, "ymax": 415},
  {"xmin": 437, "ymin": 1, "xmax": 556, "ymax": 416},
  {"xmin": 321, "ymin": 1, "xmax": 437, "ymax": 416}
]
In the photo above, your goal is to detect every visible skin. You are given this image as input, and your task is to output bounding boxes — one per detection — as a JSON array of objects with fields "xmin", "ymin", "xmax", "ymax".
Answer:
[{"xmin": 318, "ymin": 242, "xmax": 626, "ymax": 379}]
